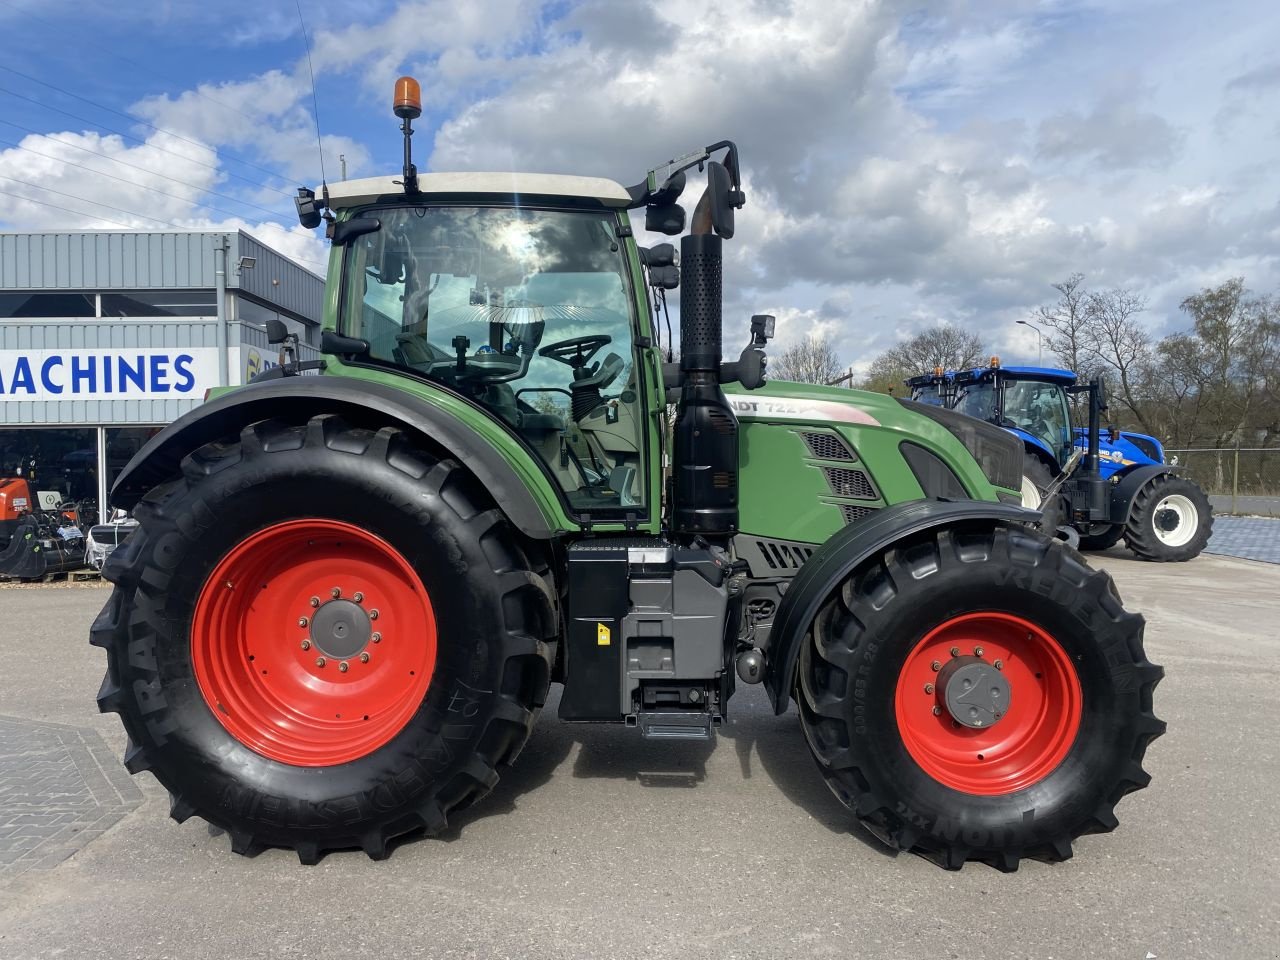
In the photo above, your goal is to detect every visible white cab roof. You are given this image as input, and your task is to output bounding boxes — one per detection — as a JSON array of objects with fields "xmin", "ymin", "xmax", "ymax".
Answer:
[{"xmin": 323, "ymin": 173, "xmax": 633, "ymax": 209}]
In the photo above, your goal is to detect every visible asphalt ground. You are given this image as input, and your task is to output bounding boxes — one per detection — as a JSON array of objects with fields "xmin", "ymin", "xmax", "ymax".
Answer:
[{"xmin": 0, "ymin": 550, "xmax": 1277, "ymax": 960}]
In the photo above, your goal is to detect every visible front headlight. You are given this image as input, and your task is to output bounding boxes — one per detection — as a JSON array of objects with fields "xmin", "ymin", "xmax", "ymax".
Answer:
[{"xmin": 898, "ymin": 400, "xmax": 1023, "ymax": 492}]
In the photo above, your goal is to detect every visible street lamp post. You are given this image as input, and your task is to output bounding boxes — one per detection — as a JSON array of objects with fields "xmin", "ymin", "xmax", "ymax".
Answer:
[{"xmin": 1016, "ymin": 319, "xmax": 1043, "ymax": 365}]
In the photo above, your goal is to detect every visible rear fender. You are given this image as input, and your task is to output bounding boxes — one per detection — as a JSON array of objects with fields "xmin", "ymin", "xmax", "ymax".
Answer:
[
  {"xmin": 111, "ymin": 377, "xmax": 565, "ymax": 539},
  {"xmin": 1108, "ymin": 464, "xmax": 1176, "ymax": 526},
  {"xmin": 762, "ymin": 499, "xmax": 1036, "ymax": 713}
]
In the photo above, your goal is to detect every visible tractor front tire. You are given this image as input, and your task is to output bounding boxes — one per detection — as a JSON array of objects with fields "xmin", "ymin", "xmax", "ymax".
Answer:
[
  {"xmin": 1077, "ymin": 524, "xmax": 1125, "ymax": 551},
  {"xmin": 91, "ymin": 415, "xmax": 555, "ymax": 863},
  {"xmin": 798, "ymin": 521, "xmax": 1163, "ymax": 871},
  {"xmin": 1123, "ymin": 474, "xmax": 1213, "ymax": 562}
]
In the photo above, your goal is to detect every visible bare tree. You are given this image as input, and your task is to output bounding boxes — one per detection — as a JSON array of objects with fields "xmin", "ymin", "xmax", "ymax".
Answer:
[
  {"xmin": 1035, "ymin": 274, "xmax": 1096, "ymax": 376},
  {"xmin": 859, "ymin": 324, "xmax": 986, "ymax": 394},
  {"xmin": 773, "ymin": 332, "xmax": 843, "ymax": 385},
  {"xmin": 1086, "ymin": 286, "xmax": 1152, "ymax": 431}
]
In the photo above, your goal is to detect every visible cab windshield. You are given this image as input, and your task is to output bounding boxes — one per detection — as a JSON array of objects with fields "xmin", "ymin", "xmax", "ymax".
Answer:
[{"xmin": 341, "ymin": 205, "xmax": 646, "ymax": 513}]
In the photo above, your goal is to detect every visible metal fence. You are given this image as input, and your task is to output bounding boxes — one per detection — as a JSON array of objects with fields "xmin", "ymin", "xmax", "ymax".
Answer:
[{"xmin": 1164, "ymin": 448, "xmax": 1280, "ymax": 514}]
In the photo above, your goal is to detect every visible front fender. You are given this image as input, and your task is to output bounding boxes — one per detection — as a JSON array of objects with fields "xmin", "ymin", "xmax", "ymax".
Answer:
[
  {"xmin": 1108, "ymin": 464, "xmax": 1177, "ymax": 525},
  {"xmin": 112, "ymin": 377, "xmax": 567, "ymax": 539},
  {"xmin": 763, "ymin": 499, "xmax": 1037, "ymax": 714}
]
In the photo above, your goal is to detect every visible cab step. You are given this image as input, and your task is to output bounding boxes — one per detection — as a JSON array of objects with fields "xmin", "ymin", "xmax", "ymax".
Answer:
[{"xmin": 632, "ymin": 710, "xmax": 719, "ymax": 741}]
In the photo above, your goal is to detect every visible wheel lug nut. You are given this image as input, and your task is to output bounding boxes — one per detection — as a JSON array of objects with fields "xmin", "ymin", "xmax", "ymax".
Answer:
[
  {"xmin": 353, "ymin": 592, "xmax": 364, "ymax": 603},
  {"xmin": 331, "ymin": 587, "xmax": 341, "ymax": 599},
  {"xmin": 359, "ymin": 652, "xmax": 370, "ymax": 663},
  {"xmin": 932, "ymin": 706, "xmax": 942, "ymax": 716},
  {"xmin": 974, "ymin": 646, "xmax": 984, "ymax": 657},
  {"xmin": 924, "ymin": 683, "xmax": 934, "ymax": 694},
  {"xmin": 371, "ymin": 632, "xmax": 382, "ymax": 643},
  {"xmin": 994, "ymin": 660, "xmax": 1004, "ymax": 670},
  {"xmin": 315, "ymin": 657, "xmax": 326, "ymax": 668},
  {"xmin": 369, "ymin": 609, "xmax": 379, "ymax": 621},
  {"xmin": 950, "ymin": 647, "xmax": 960, "ymax": 657},
  {"xmin": 931, "ymin": 660, "xmax": 941, "ymax": 671},
  {"xmin": 339, "ymin": 661, "xmax": 349, "ymax": 673},
  {"xmin": 310, "ymin": 596, "xmax": 320, "ymax": 608},
  {"xmin": 301, "ymin": 640, "xmax": 311, "ymax": 651},
  {"xmin": 298, "ymin": 617, "xmax": 309, "ymax": 628}
]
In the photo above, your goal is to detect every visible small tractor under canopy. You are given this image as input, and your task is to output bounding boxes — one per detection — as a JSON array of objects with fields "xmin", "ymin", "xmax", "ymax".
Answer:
[{"xmin": 90, "ymin": 77, "xmax": 1164, "ymax": 871}]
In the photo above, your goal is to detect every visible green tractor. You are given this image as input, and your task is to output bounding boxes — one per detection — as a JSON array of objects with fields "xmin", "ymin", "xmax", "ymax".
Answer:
[{"xmin": 91, "ymin": 78, "xmax": 1163, "ymax": 870}]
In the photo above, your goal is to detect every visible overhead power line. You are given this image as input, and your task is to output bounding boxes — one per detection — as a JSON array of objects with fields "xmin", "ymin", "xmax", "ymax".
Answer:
[
  {"xmin": 0, "ymin": 86, "xmax": 296, "ymax": 199},
  {"xmin": 0, "ymin": 173, "xmax": 178, "ymax": 227},
  {"xmin": 0, "ymin": 185, "xmax": 139, "ymax": 229},
  {"xmin": 0, "ymin": 121, "xmax": 288, "ymax": 219},
  {"xmin": 0, "ymin": 134, "xmax": 285, "ymax": 223},
  {"xmin": 0, "ymin": 63, "xmax": 300, "ymax": 189}
]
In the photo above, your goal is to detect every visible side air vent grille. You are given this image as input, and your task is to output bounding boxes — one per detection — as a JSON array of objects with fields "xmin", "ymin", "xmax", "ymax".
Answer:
[
  {"xmin": 841, "ymin": 504, "xmax": 875, "ymax": 525},
  {"xmin": 823, "ymin": 467, "xmax": 876, "ymax": 499},
  {"xmin": 754, "ymin": 539, "xmax": 815, "ymax": 570},
  {"xmin": 802, "ymin": 431, "xmax": 854, "ymax": 461}
]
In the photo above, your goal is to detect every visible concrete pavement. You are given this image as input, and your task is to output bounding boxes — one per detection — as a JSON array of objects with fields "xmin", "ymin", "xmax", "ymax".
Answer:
[{"xmin": 0, "ymin": 553, "xmax": 1277, "ymax": 960}]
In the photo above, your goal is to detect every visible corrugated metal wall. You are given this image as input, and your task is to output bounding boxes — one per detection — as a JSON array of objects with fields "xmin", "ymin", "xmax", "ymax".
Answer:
[
  {"xmin": 0, "ymin": 230, "xmax": 325, "ymax": 321},
  {"xmin": 0, "ymin": 319, "xmax": 217, "ymax": 426},
  {"xmin": 232, "ymin": 233, "xmax": 326, "ymax": 322}
]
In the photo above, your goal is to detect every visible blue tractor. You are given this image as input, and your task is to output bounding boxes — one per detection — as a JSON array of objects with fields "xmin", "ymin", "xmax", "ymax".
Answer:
[{"xmin": 913, "ymin": 362, "xmax": 1212, "ymax": 561}]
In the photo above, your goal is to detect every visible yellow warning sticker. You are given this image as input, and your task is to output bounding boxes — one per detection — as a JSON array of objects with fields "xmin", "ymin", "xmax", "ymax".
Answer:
[{"xmin": 597, "ymin": 622, "xmax": 612, "ymax": 646}]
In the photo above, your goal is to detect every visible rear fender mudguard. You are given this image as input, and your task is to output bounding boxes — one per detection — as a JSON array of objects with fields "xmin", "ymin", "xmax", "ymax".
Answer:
[
  {"xmin": 111, "ymin": 377, "xmax": 563, "ymax": 539},
  {"xmin": 1108, "ymin": 464, "xmax": 1177, "ymax": 526},
  {"xmin": 763, "ymin": 499, "xmax": 1037, "ymax": 714}
]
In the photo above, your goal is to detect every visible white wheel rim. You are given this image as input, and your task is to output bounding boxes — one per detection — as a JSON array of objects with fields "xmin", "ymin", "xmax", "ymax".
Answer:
[
  {"xmin": 1020, "ymin": 475, "xmax": 1043, "ymax": 510},
  {"xmin": 1152, "ymin": 494, "xmax": 1197, "ymax": 547}
]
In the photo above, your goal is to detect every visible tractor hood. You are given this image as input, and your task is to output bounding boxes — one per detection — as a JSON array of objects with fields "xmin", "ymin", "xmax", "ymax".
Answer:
[{"xmin": 723, "ymin": 380, "xmax": 896, "ymax": 427}]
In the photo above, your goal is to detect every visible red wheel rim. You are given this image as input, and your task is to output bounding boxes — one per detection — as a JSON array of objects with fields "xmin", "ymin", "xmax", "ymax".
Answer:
[
  {"xmin": 192, "ymin": 519, "xmax": 436, "ymax": 767},
  {"xmin": 893, "ymin": 612, "xmax": 1082, "ymax": 795}
]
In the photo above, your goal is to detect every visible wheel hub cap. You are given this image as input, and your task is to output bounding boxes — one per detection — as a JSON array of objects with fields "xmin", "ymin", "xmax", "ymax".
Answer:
[
  {"xmin": 937, "ymin": 656, "xmax": 1011, "ymax": 729},
  {"xmin": 310, "ymin": 599, "xmax": 371, "ymax": 659},
  {"xmin": 1155, "ymin": 508, "xmax": 1180, "ymax": 532}
]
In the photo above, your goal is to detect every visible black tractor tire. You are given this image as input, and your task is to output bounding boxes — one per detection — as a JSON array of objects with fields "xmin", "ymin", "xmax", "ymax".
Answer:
[
  {"xmin": 91, "ymin": 414, "xmax": 556, "ymax": 863},
  {"xmin": 798, "ymin": 521, "xmax": 1163, "ymax": 871},
  {"xmin": 1123, "ymin": 474, "xmax": 1213, "ymax": 562},
  {"xmin": 1020, "ymin": 454, "xmax": 1063, "ymax": 535},
  {"xmin": 1077, "ymin": 524, "xmax": 1125, "ymax": 552}
]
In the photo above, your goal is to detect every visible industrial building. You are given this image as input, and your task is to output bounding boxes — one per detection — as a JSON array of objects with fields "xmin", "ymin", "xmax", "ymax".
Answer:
[{"xmin": 0, "ymin": 230, "xmax": 324, "ymax": 522}]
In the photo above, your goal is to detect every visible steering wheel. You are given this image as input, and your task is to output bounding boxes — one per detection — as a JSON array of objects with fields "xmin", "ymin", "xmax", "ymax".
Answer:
[{"xmin": 538, "ymin": 335, "xmax": 612, "ymax": 369}]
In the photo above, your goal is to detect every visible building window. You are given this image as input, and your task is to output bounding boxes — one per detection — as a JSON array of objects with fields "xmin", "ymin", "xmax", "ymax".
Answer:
[
  {"xmin": 105, "ymin": 427, "xmax": 160, "ymax": 510},
  {"xmin": 100, "ymin": 291, "xmax": 217, "ymax": 317},
  {"xmin": 0, "ymin": 428, "xmax": 99, "ymax": 508},
  {"xmin": 0, "ymin": 292, "xmax": 96, "ymax": 318}
]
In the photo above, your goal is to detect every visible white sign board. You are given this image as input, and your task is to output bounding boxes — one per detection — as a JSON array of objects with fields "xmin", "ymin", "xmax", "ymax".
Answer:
[{"xmin": 0, "ymin": 348, "xmax": 220, "ymax": 400}]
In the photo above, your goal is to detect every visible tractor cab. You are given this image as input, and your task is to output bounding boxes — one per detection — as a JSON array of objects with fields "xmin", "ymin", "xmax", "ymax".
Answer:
[
  {"xmin": 904, "ymin": 367, "xmax": 955, "ymax": 407},
  {"xmin": 952, "ymin": 363, "xmax": 1075, "ymax": 466}
]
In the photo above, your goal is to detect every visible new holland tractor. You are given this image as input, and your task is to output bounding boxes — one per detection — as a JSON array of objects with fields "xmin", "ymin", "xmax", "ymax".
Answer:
[
  {"xmin": 948, "ymin": 363, "xmax": 1212, "ymax": 561},
  {"xmin": 91, "ymin": 77, "xmax": 1163, "ymax": 870}
]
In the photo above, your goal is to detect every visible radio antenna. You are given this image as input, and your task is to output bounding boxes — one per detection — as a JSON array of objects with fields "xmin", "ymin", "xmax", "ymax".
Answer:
[{"xmin": 295, "ymin": 1, "xmax": 328, "ymax": 195}]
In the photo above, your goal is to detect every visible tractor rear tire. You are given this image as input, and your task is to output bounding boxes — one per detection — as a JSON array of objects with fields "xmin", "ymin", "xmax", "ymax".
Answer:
[
  {"xmin": 798, "ymin": 521, "xmax": 1163, "ymax": 871},
  {"xmin": 1123, "ymin": 474, "xmax": 1213, "ymax": 562},
  {"xmin": 1020, "ymin": 455, "xmax": 1063, "ymax": 535},
  {"xmin": 1077, "ymin": 524, "xmax": 1125, "ymax": 551},
  {"xmin": 91, "ymin": 415, "xmax": 555, "ymax": 863}
]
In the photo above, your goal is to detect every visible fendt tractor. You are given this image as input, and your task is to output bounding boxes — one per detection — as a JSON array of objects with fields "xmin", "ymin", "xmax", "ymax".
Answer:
[
  {"xmin": 92, "ymin": 78, "xmax": 1163, "ymax": 870},
  {"xmin": 945, "ymin": 363, "xmax": 1213, "ymax": 562}
]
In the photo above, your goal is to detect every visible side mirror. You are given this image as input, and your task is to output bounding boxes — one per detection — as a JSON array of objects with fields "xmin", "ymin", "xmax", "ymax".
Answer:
[
  {"xmin": 649, "ymin": 265, "xmax": 679, "ymax": 290},
  {"xmin": 1108, "ymin": 426, "xmax": 1120, "ymax": 443},
  {"xmin": 750, "ymin": 314, "xmax": 775, "ymax": 344},
  {"xmin": 639, "ymin": 243, "xmax": 676, "ymax": 268},
  {"xmin": 265, "ymin": 318, "xmax": 290, "ymax": 344},
  {"xmin": 646, "ymin": 203, "xmax": 686, "ymax": 236},
  {"xmin": 706, "ymin": 161, "xmax": 745, "ymax": 240},
  {"xmin": 331, "ymin": 216, "xmax": 380, "ymax": 245}
]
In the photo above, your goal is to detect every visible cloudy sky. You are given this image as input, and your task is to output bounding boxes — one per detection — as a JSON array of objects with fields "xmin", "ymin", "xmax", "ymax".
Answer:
[{"xmin": 0, "ymin": 0, "xmax": 1276, "ymax": 369}]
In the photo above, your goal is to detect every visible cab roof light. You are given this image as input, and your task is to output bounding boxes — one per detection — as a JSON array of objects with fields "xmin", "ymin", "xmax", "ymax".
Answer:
[
  {"xmin": 990, "ymin": 355, "xmax": 1001, "ymax": 368},
  {"xmin": 394, "ymin": 76, "xmax": 422, "ymax": 119}
]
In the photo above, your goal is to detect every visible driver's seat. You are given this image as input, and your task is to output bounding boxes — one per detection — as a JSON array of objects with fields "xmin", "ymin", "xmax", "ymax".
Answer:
[{"xmin": 571, "ymin": 352, "xmax": 624, "ymax": 421}]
